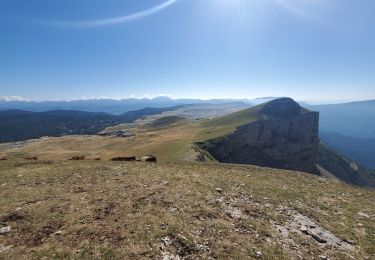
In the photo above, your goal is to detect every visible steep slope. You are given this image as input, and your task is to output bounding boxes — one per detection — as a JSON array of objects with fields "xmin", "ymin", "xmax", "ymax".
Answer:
[
  {"xmin": 2, "ymin": 98, "xmax": 373, "ymax": 188},
  {"xmin": 317, "ymin": 144, "xmax": 375, "ymax": 188},
  {"xmin": 198, "ymin": 98, "xmax": 320, "ymax": 174},
  {"xmin": 320, "ymin": 132, "xmax": 375, "ymax": 170}
]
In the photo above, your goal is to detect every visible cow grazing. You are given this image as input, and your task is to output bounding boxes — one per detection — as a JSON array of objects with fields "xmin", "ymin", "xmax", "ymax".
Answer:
[
  {"xmin": 70, "ymin": 156, "xmax": 86, "ymax": 161},
  {"xmin": 24, "ymin": 156, "xmax": 38, "ymax": 160},
  {"xmin": 141, "ymin": 155, "xmax": 157, "ymax": 163},
  {"xmin": 111, "ymin": 156, "xmax": 136, "ymax": 162},
  {"xmin": 0, "ymin": 156, "xmax": 8, "ymax": 161}
]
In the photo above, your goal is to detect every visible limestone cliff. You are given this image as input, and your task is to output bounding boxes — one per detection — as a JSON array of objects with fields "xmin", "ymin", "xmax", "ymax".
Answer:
[{"xmin": 200, "ymin": 98, "xmax": 320, "ymax": 174}]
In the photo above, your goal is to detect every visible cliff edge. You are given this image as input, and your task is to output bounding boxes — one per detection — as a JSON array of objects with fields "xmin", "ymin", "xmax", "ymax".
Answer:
[{"xmin": 201, "ymin": 98, "xmax": 320, "ymax": 173}]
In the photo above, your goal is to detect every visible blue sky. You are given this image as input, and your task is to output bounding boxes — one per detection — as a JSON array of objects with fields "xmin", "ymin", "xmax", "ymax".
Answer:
[{"xmin": 0, "ymin": 0, "xmax": 374, "ymax": 102}]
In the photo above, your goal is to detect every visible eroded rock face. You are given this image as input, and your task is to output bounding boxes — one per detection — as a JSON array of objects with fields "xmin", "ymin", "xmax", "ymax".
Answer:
[{"xmin": 203, "ymin": 98, "xmax": 320, "ymax": 174}]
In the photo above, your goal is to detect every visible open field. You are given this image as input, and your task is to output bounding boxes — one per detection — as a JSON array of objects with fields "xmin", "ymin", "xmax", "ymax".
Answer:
[
  {"xmin": 0, "ymin": 105, "xmax": 264, "ymax": 163},
  {"xmin": 0, "ymin": 115, "xmax": 248, "ymax": 163},
  {"xmin": 0, "ymin": 160, "xmax": 374, "ymax": 259},
  {"xmin": 0, "ymin": 122, "xmax": 201, "ymax": 163},
  {"xmin": 1, "ymin": 100, "xmax": 374, "ymax": 190}
]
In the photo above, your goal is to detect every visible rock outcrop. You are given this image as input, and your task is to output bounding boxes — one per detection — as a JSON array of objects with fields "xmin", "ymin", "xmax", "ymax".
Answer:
[{"xmin": 201, "ymin": 98, "xmax": 320, "ymax": 174}]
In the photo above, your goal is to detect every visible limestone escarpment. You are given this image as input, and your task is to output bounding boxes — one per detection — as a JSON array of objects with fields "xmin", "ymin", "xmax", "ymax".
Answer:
[{"xmin": 201, "ymin": 98, "xmax": 320, "ymax": 174}]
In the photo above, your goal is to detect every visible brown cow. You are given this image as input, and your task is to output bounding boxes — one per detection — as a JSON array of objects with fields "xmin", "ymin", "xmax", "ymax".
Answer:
[
  {"xmin": 111, "ymin": 156, "xmax": 136, "ymax": 162},
  {"xmin": 93, "ymin": 157, "xmax": 101, "ymax": 161},
  {"xmin": 70, "ymin": 156, "xmax": 86, "ymax": 161},
  {"xmin": 141, "ymin": 155, "xmax": 157, "ymax": 163},
  {"xmin": 24, "ymin": 156, "xmax": 38, "ymax": 160},
  {"xmin": 0, "ymin": 156, "xmax": 8, "ymax": 161}
]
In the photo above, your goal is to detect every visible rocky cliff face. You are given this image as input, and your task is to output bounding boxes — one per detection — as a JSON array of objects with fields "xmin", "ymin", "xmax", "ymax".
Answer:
[{"xmin": 202, "ymin": 98, "xmax": 320, "ymax": 174}]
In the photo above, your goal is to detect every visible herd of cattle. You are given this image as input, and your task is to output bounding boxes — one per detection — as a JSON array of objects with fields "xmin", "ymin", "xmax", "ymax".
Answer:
[{"xmin": 0, "ymin": 155, "xmax": 157, "ymax": 163}]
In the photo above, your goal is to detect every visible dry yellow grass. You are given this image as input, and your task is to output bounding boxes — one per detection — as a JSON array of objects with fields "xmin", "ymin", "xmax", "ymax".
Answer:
[
  {"xmin": 0, "ymin": 160, "xmax": 374, "ymax": 259},
  {"xmin": 1, "ymin": 114, "xmax": 374, "ymax": 259},
  {"xmin": 0, "ymin": 111, "xmax": 262, "ymax": 164},
  {"xmin": 0, "ymin": 122, "xmax": 202, "ymax": 163}
]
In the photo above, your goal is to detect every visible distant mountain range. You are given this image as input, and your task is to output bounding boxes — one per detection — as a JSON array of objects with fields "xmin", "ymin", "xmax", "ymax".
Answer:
[
  {"xmin": 1, "ymin": 97, "xmax": 374, "ymax": 139},
  {"xmin": 0, "ymin": 106, "xmax": 182, "ymax": 143},
  {"xmin": 1, "ymin": 97, "xmax": 375, "ymax": 172},
  {"xmin": 1, "ymin": 97, "xmax": 374, "ymax": 188},
  {"xmin": 0, "ymin": 97, "xmax": 251, "ymax": 114}
]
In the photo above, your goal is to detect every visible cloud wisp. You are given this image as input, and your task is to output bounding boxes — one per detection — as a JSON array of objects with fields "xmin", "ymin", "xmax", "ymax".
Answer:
[
  {"xmin": 3, "ymin": 0, "xmax": 178, "ymax": 28},
  {"xmin": 0, "ymin": 96, "xmax": 29, "ymax": 102}
]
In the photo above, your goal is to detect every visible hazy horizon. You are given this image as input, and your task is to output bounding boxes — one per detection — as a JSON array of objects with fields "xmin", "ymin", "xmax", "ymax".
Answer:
[{"xmin": 1, "ymin": 94, "xmax": 374, "ymax": 106}]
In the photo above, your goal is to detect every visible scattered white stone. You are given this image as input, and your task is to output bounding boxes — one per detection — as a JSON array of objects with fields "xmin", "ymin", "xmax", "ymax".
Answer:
[
  {"xmin": 0, "ymin": 226, "xmax": 11, "ymax": 234},
  {"xmin": 300, "ymin": 225, "xmax": 308, "ymax": 234},
  {"xmin": 255, "ymin": 251, "xmax": 262, "ymax": 258},
  {"xmin": 0, "ymin": 245, "xmax": 13, "ymax": 253},
  {"xmin": 225, "ymin": 207, "xmax": 243, "ymax": 219},
  {"xmin": 357, "ymin": 223, "xmax": 364, "ymax": 228},
  {"xmin": 161, "ymin": 236, "xmax": 173, "ymax": 247},
  {"xmin": 54, "ymin": 230, "xmax": 62, "ymax": 235},
  {"xmin": 344, "ymin": 239, "xmax": 356, "ymax": 245},
  {"xmin": 319, "ymin": 255, "xmax": 328, "ymax": 260},
  {"xmin": 275, "ymin": 224, "xmax": 289, "ymax": 238},
  {"xmin": 160, "ymin": 223, "xmax": 168, "ymax": 230},
  {"xmin": 215, "ymin": 188, "xmax": 223, "ymax": 193},
  {"xmin": 357, "ymin": 212, "xmax": 370, "ymax": 219},
  {"xmin": 276, "ymin": 210, "xmax": 355, "ymax": 251},
  {"xmin": 162, "ymin": 251, "xmax": 180, "ymax": 260}
]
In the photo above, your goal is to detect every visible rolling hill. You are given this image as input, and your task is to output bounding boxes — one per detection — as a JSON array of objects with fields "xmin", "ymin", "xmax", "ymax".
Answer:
[
  {"xmin": 0, "ymin": 106, "xmax": 182, "ymax": 143},
  {"xmin": 1, "ymin": 97, "xmax": 375, "ymax": 259},
  {"xmin": 143, "ymin": 116, "xmax": 187, "ymax": 129},
  {"xmin": 2, "ymin": 98, "xmax": 373, "ymax": 188}
]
